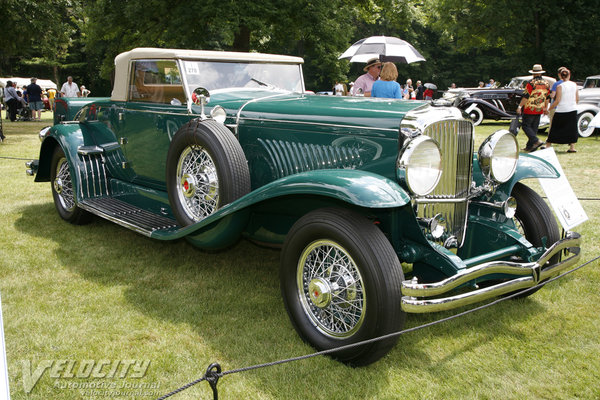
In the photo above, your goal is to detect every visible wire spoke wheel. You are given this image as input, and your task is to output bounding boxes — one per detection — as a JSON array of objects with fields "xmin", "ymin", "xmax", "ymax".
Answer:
[
  {"xmin": 54, "ymin": 156, "xmax": 76, "ymax": 212},
  {"xmin": 176, "ymin": 145, "xmax": 219, "ymax": 221},
  {"xmin": 298, "ymin": 240, "xmax": 365, "ymax": 338}
]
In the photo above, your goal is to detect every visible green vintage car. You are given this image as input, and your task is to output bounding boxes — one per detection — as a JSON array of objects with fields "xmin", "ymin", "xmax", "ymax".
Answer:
[{"xmin": 27, "ymin": 48, "xmax": 581, "ymax": 365}]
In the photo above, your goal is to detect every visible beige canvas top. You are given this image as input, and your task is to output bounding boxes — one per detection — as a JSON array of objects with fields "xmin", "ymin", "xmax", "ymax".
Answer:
[{"xmin": 111, "ymin": 47, "xmax": 304, "ymax": 101}]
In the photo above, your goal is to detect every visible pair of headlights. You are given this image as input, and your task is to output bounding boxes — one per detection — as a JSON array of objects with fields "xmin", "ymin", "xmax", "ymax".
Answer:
[{"xmin": 397, "ymin": 130, "xmax": 518, "ymax": 196}]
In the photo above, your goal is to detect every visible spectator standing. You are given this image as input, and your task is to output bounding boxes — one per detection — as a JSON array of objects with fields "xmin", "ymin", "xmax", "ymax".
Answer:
[
  {"xmin": 47, "ymin": 88, "xmax": 57, "ymax": 110},
  {"xmin": 415, "ymin": 80, "xmax": 425, "ymax": 100},
  {"xmin": 545, "ymin": 68, "xmax": 579, "ymax": 153},
  {"xmin": 26, "ymin": 78, "xmax": 44, "ymax": 121},
  {"xmin": 60, "ymin": 76, "xmax": 80, "ymax": 97},
  {"xmin": 516, "ymin": 64, "xmax": 550, "ymax": 152},
  {"xmin": 371, "ymin": 62, "xmax": 402, "ymax": 99},
  {"xmin": 424, "ymin": 87, "xmax": 434, "ymax": 100},
  {"xmin": 548, "ymin": 66, "xmax": 566, "ymax": 129},
  {"xmin": 352, "ymin": 58, "xmax": 381, "ymax": 97},
  {"xmin": 402, "ymin": 79, "xmax": 413, "ymax": 99},
  {"xmin": 4, "ymin": 81, "xmax": 23, "ymax": 122},
  {"xmin": 81, "ymin": 85, "xmax": 91, "ymax": 97}
]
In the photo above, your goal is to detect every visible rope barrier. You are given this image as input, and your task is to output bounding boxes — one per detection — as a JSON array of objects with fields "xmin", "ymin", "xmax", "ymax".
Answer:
[
  {"xmin": 0, "ymin": 156, "xmax": 34, "ymax": 161},
  {"xmin": 156, "ymin": 254, "xmax": 599, "ymax": 400}
]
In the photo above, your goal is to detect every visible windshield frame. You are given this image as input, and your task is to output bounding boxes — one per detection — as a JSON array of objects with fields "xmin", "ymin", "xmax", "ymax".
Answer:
[{"xmin": 177, "ymin": 59, "xmax": 305, "ymax": 103}]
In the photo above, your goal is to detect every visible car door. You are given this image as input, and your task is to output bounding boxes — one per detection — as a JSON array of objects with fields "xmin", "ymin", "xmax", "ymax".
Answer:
[{"xmin": 113, "ymin": 59, "xmax": 192, "ymax": 190}]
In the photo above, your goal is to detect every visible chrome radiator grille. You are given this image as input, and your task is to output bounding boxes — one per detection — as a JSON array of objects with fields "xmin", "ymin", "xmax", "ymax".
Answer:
[{"xmin": 417, "ymin": 119, "xmax": 474, "ymax": 246}]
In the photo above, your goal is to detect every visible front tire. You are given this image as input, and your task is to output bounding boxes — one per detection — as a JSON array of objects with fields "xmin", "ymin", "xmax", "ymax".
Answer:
[
  {"xmin": 577, "ymin": 111, "xmax": 595, "ymax": 137},
  {"xmin": 511, "ymin": 182, "xmax": 560, "ymax": 297},
  {"xmin": 280, "ymin": 208, "xmax": 405, "ymax": 366},
  {"xmin": 50, "ymin": 146, "xmax": 92, "ymax": 224}
]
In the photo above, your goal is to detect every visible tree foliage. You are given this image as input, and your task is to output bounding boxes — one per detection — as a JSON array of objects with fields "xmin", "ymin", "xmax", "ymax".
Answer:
[{"xmin": 3, "ymin": 0, "xmax": 599, "ymax": 94}]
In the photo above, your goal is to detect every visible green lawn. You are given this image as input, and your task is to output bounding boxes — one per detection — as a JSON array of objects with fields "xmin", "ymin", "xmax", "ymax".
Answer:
[{"xmin": 1, "ymin": 113, "xmax": 599, "ymax": 399}]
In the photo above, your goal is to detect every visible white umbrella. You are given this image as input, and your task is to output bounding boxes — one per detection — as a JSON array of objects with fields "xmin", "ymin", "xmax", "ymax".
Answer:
[
  {"xmin": 424, "ymin": 83, "xmax": 437, "ymax": 90},
  {"xmin": 338, "ymin": 36, "xmax": 426, "ymax": 64}
]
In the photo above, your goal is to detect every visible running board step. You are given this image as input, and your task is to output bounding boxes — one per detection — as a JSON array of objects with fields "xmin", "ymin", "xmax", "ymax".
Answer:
[{"xmin": 80, "ymin": 197, "xmax": 180, "ymax": 237}]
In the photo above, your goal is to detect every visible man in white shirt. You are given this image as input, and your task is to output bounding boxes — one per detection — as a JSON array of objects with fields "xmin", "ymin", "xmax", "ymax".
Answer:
[{"xmin": 60, "ymin": 76, "xmax": 80, "ymax": 97}]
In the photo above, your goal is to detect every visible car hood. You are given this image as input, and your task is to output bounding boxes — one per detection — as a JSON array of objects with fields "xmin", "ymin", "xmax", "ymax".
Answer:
[{"xmin": 210, "ymin": 90, "xmax": 429, "ymax": 133}]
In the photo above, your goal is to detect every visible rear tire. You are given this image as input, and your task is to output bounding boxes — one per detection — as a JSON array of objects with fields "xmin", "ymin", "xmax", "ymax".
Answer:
[
  {"xmin": 50, "ymin": 146, "xmax": 92, "ymax": 224},
  {"xmin": 280, "ymin": 208, "xmax": 405, "ymax": 366},
  {"xmin": 467, "ymin": 106, "xmax": 484, "ymax": 126},
  {"xmin": 577, "ymin": 111, "xmax": 595, "ymax": 137}
]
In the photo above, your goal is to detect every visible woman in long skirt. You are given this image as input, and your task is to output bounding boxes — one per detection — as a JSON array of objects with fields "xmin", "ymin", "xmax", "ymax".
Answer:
[{"xmin": 545, "ymin": 68, "xmax": 579, "ymax": 152}]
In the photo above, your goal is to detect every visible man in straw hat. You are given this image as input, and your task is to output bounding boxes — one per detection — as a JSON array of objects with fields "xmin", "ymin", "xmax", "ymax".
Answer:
[
  {"xmin": 352, "ymin": 58, "xmax": 382, "ymax": 97},
  {"xmin": 516, "ymin": 64, "xmax": 550, "ymax": 152}
]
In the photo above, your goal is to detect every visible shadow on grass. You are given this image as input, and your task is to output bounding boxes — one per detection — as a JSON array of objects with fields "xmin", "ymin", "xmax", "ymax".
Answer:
[{"xmin": 14, "ymin": 202, "xmax": 548, "ymax": 397}]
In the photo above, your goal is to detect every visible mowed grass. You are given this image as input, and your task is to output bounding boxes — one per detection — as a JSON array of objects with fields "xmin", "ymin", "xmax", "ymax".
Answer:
[{"xmin": 1, "ymin": 112, "xmax": 599, "ymax": 400}]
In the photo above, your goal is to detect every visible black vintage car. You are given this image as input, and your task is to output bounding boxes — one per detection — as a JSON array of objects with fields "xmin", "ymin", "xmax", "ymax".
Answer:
[{"xmin": 442, "ymin": 76, "xmax": 556, "ymax": 127}]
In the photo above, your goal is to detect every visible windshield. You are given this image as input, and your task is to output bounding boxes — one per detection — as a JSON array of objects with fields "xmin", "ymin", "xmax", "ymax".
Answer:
[
  {"xmin": 506, "ymin": 78, "xmax": 526, "ymax": 89},
  {"xmin": 583, "ymin": 78, "xmax": 600, "ymax": 89},
  {"xmin": 181, "ymin": 60, "xmax": 304, "ymax": 93}
]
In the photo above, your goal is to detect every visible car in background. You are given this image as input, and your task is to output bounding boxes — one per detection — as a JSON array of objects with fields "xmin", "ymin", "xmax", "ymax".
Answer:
[
  {"xmin": 441, "ymin": 75, "xmax": 555, "ymax": 128},
  {"xmin": 575, "ymin": 75, "xmax": 600, "ymax": 137},
  {"xmin": 26, "ymin": 48, "xmax": 581, "ymax": 366}
]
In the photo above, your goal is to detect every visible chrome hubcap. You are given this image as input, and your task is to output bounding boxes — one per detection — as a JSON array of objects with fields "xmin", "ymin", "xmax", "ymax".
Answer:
[{"xmin": 297, "ymin": 240, "xmax": 365, "ymax": 339}]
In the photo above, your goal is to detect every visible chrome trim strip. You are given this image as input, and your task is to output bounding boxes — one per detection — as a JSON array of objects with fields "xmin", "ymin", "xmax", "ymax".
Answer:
[
  {"xmin": 401, "ymin": 233, "xmax": 581, "ymax": 313},
  {"xmin": 235, "ymin": 93, "xmax": 293, "ymax": 127},
  {"xmin": 239, "ymin": 116, "xmax": 398, "ymax": 132},
  {"xmin": 121, "ymin": 108, "xmax": 189, "ymax": 117}
]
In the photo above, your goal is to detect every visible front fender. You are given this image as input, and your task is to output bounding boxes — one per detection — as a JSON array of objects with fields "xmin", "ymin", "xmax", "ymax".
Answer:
[
  {"xmin": 152, "ymin": 169, "xmax": 412, "ymax": 244},
  {"xmin": 575, "ymin": 102, "xmax": 600, "ymax": 115},
  {"xmin": 492, "ymin": 153, "xmax": 559, "ymax": 200},
  {"xmin": 34, "ymin": 123, "xmax": 85, "ymax": 183},
  {"xmin": 460, "ymin": 98, "xmax": 510, "ymax": 118}
]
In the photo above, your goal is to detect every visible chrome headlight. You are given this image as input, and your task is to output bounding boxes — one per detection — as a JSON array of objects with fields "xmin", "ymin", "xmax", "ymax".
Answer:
[
  {"xmin": 397, "ymin": 135, "xmax": 443, "ymax": 196},
  {"xmin": 478, "ymin": 130, "xmax": 518, "ymax": 183},
  {"xmin": 210, "ymin": 106, "xmax": 227, "ymax": 124}
]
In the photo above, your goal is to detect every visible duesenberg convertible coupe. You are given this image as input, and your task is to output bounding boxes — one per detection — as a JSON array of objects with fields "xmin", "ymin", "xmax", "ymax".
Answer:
[{"xmin": 27, "ymin": 48, "xmax": 581, "ymax": 365}]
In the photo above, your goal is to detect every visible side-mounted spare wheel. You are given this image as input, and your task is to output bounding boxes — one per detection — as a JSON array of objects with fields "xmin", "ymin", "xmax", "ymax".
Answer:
[
  {"xmin": 50, "ymin": 146, "xmax": 92, "ymax": 224},
  {"xmin": 280, "ymin": 208, "xmax": 405, "ymax": 366},
  {"xmin": 166, "ymin": 120, "xmax": 250, "ymax": 226}
]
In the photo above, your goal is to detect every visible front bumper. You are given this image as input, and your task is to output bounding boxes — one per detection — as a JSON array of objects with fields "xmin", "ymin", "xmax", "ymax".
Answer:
[{"xmin": 401, "ymin": 231, "xmax": 581, "ymax": 313}]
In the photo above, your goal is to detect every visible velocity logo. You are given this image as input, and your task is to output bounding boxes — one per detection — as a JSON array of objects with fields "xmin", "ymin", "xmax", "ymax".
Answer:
[{"xmin": 22, "ymin": 359, "xmax": 150, "ymax": 393}]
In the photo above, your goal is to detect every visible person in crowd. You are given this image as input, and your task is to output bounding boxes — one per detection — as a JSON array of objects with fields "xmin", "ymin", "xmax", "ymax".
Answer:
[
  {"xmin": 352, "ymin": 58, "xmax": 381, "ymax": 97},
  {"xmin": 544, "ymin": 67, "xmax": 579, "ymax": 153},
  {"xmin": 548, "ymin": 66, "xmax": 566, "ymax": 129},
  {"xmin": 424, "ymin": 86, "xmax": 434, "ymax": 100},
  {"xmin": 60, "ymin": 76, "xmax": 80, "ymax": 97},
  {"xmin": 478, "ymin": 81, "xmax": 485, "ymax": 88},
  {"xmin": 333, "ymin": 81, "xmax": 347, "ymax": 96},
  {"xmin": 402, "ymin": 78, "xmax": 414, "ymax": 99},
  {"xmin": 26, "ymin": 77, "xmax": 44, "ymax": 121},
  {"xmin": 371, "ymin": 62, "xmax": 402, "ymax": 99},
  {"xmin": 450, "ymin": 83, "xmax": 457, "ymax": 89},
  {"xmin": 81, "ymin": 85, "xmax": 91, "ymax": 97},
  {"xmin": 486, "ymin": 79, "xmax": 495, "ymax": 87},
  {"xmin": 47, "ymin": 87, "xmax": 57, "ymax": 110},
  {"xmin": 516, "ymin": 64, "xmax": 550, "ymax": 152},
  {"xmin": 415, "ymin": 80, "xmax": 425, "ymax": 100},
  {"xmin": 4, "ymin": 80, "xmax": 23, "ymax": 122}
]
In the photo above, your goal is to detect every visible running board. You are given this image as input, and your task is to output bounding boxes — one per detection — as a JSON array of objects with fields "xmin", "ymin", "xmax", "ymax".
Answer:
[{"xmin": 79, "ymin": 197, "xmax": 180, "ymax": 237}]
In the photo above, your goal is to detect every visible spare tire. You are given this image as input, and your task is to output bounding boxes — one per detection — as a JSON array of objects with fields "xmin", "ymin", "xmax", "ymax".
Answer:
[{"xmin": 166, "ymin": 120, "xmax": 250, "ymax": 226}]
